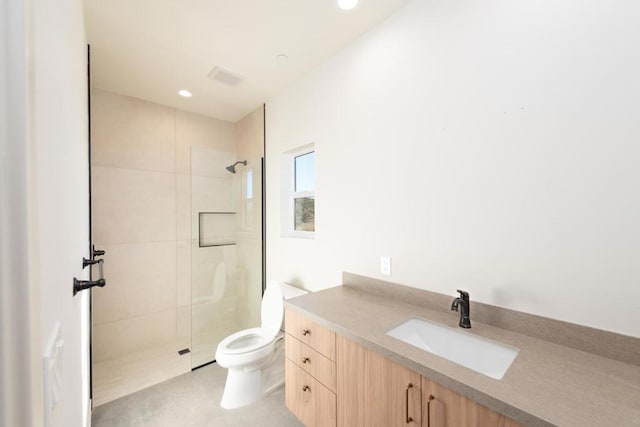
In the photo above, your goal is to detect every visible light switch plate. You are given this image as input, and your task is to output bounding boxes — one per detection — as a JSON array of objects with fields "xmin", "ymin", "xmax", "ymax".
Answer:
[{"xmin": 380, "ymin": 256, "xmax": 392, "ymax": 276}]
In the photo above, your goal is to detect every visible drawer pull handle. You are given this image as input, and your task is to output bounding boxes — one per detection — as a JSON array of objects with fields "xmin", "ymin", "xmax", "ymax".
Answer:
[
  {"xmin": 405, "ymin": 383, "xmax": 413, "ymax": 423},
  {"xmin": 302, "ymin": 357, "xmax": 310, "ymax": 364},
  {"xmin": 426, "ymin": 394, "xmax": 434, "ymax": 427},
  {"xmin": 302, "ymin": 329, "xmax": 311, "ymax": 336},
  {"xmin": 302, "ymin": 385, "xmax": 310, "ymax": 392}
]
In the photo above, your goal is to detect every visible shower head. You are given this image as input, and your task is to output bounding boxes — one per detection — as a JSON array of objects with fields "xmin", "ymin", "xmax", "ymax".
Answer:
[{"xmin": 225, "ymin": 160, "xmax": 247, "ymax": 174}]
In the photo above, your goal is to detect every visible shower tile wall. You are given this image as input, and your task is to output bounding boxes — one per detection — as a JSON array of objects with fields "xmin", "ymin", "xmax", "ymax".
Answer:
[{"xmin": 91, "ymin": 89, "xmax": 236, "ymax": 406}]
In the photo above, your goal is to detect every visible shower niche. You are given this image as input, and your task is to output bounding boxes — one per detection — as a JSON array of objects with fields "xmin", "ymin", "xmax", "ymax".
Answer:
[
  {"xmin": 198, "ymin": 212, "xmax": 236, "ymax": 247},
  {"xmin": 190, "ymin": 146, "xmax": 263, "ymax": 369}
]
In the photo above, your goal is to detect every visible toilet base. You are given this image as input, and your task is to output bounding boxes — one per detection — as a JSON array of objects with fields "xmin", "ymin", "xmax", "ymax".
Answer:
[
  {"xmin": 219, "ymin": 338, "xmax": 285, "ymax": 409},
  {"xmin": 220, "ymin": 368, "xmax": 263, "ymax": 409}
]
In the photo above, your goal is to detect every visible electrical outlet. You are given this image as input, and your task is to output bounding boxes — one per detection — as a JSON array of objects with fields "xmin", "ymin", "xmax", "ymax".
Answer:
[{"xmin": 380, "ymin": 256, "xmax": 391, "ymax": 276}]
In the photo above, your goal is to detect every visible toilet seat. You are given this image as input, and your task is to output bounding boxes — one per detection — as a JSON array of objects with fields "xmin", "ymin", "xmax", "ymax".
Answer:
[
  {"xmin": 217, "ymin": 327, "xmax": 275, "ymax": 355},
  {"xmin": 216, "ymin": 281, "xmax": 308, "ymax": 409},
  {"xmin": 216, "ymin": 282, "xmax": 284, "ymax": 358}
]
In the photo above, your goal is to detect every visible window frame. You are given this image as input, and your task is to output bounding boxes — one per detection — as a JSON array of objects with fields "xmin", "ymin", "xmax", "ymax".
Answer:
[{"xmin": 281, "ymin": 144, "xmax": 315, "ymax": 239}]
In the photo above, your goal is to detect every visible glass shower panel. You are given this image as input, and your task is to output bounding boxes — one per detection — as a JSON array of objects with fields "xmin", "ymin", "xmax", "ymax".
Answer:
[
  {"xmin": 234, "ymin": 155, "xmax": 263, "ymax": 330},
  {"xmin": 190, "ymin": 147, "xmax": 263, "ymax": 369}
]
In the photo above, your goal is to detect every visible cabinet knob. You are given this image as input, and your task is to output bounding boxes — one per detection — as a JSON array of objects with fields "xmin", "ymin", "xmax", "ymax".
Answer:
[
  {"xmin": 302, "ymin": 385, "xmax": 310, "ymax": 392},
  {"xmin": 302, "ymin": 329, "xmax": 311, "ymax": 336},
  {"xmin": 302, "ymin": 357, "xmax": 310, "ymax": 364}
]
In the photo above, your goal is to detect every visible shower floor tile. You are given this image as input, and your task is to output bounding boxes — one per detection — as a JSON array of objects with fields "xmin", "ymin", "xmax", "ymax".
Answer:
[{"xmin": 93, "ymin": 342, "xmax": 191, "ymax": 407}]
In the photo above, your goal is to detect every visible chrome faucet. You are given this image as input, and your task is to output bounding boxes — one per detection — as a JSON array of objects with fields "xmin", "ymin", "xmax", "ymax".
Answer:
[{"xmin": 451, "ymin": 290, "xmax": 471, "ymax": 328}]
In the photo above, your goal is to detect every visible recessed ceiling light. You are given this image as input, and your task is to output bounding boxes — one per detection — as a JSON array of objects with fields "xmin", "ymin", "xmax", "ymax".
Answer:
[
  {"xmin": 178, "ymin": 89, "xmax": 192, "ymax": 98},
  {"xmin": 338, "ymin": 0, "xmax": 358, "ymax": 10},
  {"xmin": 277, "ymin": 54, "xmax": 288, "ymax": 63}
]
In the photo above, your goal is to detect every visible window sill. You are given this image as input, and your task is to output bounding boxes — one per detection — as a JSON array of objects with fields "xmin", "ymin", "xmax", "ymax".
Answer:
[{"xmin": 282, "ymin": 230, "xmax": 315, "ymax": 239}]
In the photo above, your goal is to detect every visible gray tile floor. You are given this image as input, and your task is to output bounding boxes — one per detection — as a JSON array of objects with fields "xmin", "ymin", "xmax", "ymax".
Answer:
[{"xmin": 92, "ymin": 363, "xmax": 303, "ymax": 427}]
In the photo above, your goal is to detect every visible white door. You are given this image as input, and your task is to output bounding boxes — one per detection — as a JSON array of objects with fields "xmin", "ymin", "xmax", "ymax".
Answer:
[{"xmin": 0, "ymin": 0, "xmax": 92, "ymax": 426}]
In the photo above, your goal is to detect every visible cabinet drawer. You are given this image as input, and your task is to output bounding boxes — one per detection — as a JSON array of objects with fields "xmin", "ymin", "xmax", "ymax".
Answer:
[
  {"xmin": 286, "ymin": 359, "xmax": 337, "ymax": 427},
  {"xmin": 286, "ymin": 334, "xmax": 336, "ymax": 392},
  {"xmin": 285, "ymin": 308, "xmax": 336, "ymax": 360}
]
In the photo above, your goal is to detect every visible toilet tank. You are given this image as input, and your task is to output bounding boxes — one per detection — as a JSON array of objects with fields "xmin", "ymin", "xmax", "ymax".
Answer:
[{"xmin": 281, "ymin": 282, "xmax": 309, "ymax": 300}]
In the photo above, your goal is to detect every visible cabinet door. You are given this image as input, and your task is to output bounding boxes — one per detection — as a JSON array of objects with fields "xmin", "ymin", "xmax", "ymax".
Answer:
[
  {"xmin": 337, "ymin": 337, "xmax": 421, "ymax": 427},
  {"xmin": 365, "ymin": 350, "xmax": 422, "ymax": 427},
  {"xmin": 422, "ymin": 377, "xmax": 522, "ymax": 427},
  {"xmin": 286, "ymin": 359, "xmax": 337, "ymax": 427},
  {"xmin": 337, "ymin": 335, "xmax": 366, "ymax": 427}
]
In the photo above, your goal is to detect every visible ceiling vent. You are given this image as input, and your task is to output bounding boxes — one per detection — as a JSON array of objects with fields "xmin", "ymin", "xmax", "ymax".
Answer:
[{"xmin": 208, "ymin": 66, "xmax": 245, "ymax": 87}]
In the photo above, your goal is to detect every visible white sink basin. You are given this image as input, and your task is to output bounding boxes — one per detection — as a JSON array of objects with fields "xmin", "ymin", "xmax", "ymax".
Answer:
[{"xmin": 386, "ymin": 318, "xmax": 519, "ymax": 380}]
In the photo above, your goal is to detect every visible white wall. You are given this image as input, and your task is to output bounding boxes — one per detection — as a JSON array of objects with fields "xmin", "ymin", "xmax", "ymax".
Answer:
[
  {"xmin": 33, "ymin": 0, "xmax": 91, "ymax": 425},
  {"xmin": 266, "ymin": 0, "xmax": 640, "ymax": 338}
]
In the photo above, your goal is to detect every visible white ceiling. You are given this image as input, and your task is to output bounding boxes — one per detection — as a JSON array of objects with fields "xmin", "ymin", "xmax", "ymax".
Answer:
[{"xmin": 84, "ymin": 0, "xmax": 411, "ymax": 122}]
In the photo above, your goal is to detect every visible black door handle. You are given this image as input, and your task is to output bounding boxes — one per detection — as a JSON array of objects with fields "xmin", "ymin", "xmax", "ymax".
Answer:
[
  {"xmin": 73, "ymin": 257, "xmax": 106, "ymax": 296},
  {"xmin": 73, "ymin": 277, "xmax": 106, "ymax": 295},
  {"xmin": 92, "ymin": 245, "xmax": 105, "ymax": 257}
]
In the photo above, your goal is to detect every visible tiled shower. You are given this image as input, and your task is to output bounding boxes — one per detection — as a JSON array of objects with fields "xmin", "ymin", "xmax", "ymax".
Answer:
[{"xmin": 91, "ymin": 89, "xmax": 264, "ymax": 405}]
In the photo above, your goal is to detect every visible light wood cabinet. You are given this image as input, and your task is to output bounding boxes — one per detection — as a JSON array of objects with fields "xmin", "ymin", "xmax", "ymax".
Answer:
[
  {"xmin": 422, "ymin": 377, "xmax": 522, "ymax": 427},
  {"xmin": 286, "ymin": 335, "xmax": 336, "ymax": 392},
  {"xmin": 336, "ymin": 335, "xmax": 366, "ymax": 426},
  {"xmin": 287, "ymin": 310, "xmax": 521, "ymax": 427},
  {"xmin": 285, "ymin": 308, "xmax": 337, "ymax": 427},
  {"xmin": 285, "ymin": 308, "xmax": 336, "ymax": 360},
  {"xmin": 336, "ymin": 335, "xmax": 521, "ymax": 427},
  {"xmin": 365, "ymin": 350, "xmax": 422, "ymax": 426},
  {"xmin": 285, "ymin": 359, "xmax": 336, "ymax": 427},
  {"xmin": 337, "ymin": 336, "xmax": 421, "ymax": 427}
]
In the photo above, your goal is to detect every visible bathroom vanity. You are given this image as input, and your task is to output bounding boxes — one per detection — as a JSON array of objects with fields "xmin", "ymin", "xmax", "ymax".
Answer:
[
  {"xmin": 284, "ymin": 273, "xmax": 640, "ymax": 427},
  {"xmin": 285, "ymin": 309, "xmax": 521, "ymax": 427}
]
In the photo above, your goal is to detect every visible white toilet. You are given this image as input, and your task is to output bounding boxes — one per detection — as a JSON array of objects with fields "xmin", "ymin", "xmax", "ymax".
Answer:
[{"xmin": 215, "ymin": 280, "xmax": 307, "ymax": 409}]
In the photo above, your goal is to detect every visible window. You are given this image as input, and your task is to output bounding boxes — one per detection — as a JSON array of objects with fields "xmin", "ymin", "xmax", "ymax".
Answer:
[
  {"xmin": 282, "ymin": 144, "xmax": 315, "ymax": 237},
  {"xmin": 293, "ymin": 151, "xmax": 315, "ymax": 232}
]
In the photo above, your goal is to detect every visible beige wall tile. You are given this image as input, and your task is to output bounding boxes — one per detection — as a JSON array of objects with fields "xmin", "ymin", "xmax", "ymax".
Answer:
[
  {"xmin": 93, "ymin": 241, "xmax": 176, "ymax": 325},
  {"xmin": 176, "ymin": 173, "xmax": 191, "ymax": 241},
  {"xmin": 175, "ymin": 110, "xmax": 235, "ymax": 174},
  {"xmin": 191, "ymin": 176, "xmax": 235, "ymax": 241},
  {"xmin": 176, "ymin": 240, "xmax": 191, "ymax": 307},
  {"xmin": 176, "ymin": 304, "xmax": 191, "ymax": 350},
  {"xmin": 191, "ymin": 245, "xmax": 224, "ymax": 303},
  {"xmin": 93, "ymin": 308, "xmax": 177, "ymax": 362},
  {"xmin": 91, "ymin": 89, "xmax": 175, "ymax": 172},
  {"xmin": 191, "ymin": 244, "xmax": 238, "ymax": 303},
  {"xmin": 191, "ymin": 296, "xmax": 242, "ymax": 367},
  {"xmin": 191, "ymin": 146, "xmax": 237, "ymax": 178},
  {"xmin": 235, "ymin": 105, "xmax": 264, "ymax": 158},
  {"xmin": 92, "ymin": 166, "xmax": 176, "ymax": 244}
]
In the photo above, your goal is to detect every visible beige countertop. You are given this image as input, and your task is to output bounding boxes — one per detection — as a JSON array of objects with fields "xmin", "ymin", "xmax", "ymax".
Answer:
[{"xmin": 285, "ymin": 284, "xmax": 640, "ymax": 427}]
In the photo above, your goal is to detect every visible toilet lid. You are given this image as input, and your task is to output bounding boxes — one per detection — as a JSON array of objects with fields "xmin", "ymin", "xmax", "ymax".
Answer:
[{"xmin": 261, "ymin": 281, "xmax": 284, "ymax": 336}]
